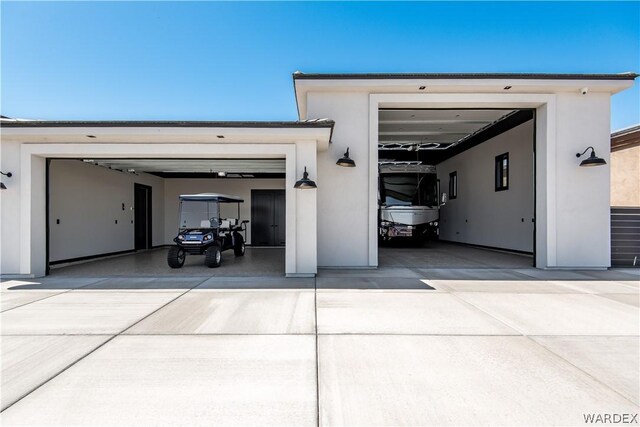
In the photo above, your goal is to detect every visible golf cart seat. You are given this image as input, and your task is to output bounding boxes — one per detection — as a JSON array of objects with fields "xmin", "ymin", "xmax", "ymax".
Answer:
[
  {"xmin": 220, "ymin": 218, "xmax": 237, "ymax": 230},
  {"xmin": 200, "ymin": 220, "xmax": 211, "ymax": 228}
]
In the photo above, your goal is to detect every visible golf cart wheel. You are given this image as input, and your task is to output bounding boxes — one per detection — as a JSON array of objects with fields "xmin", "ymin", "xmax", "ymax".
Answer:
[
  {"xmin": 204, "ymin": 245, "xmax": 222, "ymax": 268},
  {"xmin": 167, "ymin": 246, "xmax": 185, "ymax": 268},
  {"xmin": 234, "ymin": 234, "xmax": 245, "ymax": 257}
]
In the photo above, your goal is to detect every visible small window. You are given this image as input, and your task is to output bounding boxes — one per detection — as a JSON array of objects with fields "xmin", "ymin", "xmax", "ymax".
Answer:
[
  {"xmin": 449, "ymin": 171, "xmax": 457, "ymax": 199},
  {"xmin": 495, "ymin": 153, "xmax": 509, "ymax": 191}
]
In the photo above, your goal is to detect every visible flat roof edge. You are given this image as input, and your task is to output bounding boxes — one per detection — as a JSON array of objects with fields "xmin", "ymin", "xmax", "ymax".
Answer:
[
  {"xmin": 293, "ymin": 72, "xmax": 639, "ymax": 81},
  {"xmin": 0, "ymin": 120, "xmax": 335, "ymax": 129}
]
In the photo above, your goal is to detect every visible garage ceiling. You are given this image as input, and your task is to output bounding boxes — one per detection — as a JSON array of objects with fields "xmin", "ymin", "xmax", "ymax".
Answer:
[
  {"xmin": 378, "ymin": 108, "xmax": 534, "ymax": 164},
  {"xmin": 81, "ymin": 158, "xmax": 286, "ymax": 178},
  {"xmin": 379, "ymin": 109, "xmax": 515, "ymax": 150}
]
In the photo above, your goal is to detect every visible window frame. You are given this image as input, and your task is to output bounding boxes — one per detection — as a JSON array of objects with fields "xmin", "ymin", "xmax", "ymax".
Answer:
[
  {"xmin": 495, "ymin": 152, "xmax": 509, "ymax": 192},
  {"xmin": 448, "ymin": 171, "xmax": 458, "ymax": 199}
]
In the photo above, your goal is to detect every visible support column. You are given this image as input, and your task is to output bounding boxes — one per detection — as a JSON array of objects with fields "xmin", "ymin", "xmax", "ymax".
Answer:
[
  {"xmin": 21, "ymin": 152, "xmax": 46, "ymax": 277},
  {"xmin": 292, "ymin": 141, "xmax": 317, "ymax": 276}
]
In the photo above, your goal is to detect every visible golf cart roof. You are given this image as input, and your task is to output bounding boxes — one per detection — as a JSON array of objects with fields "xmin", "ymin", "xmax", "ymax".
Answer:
[{"xmin": 179, "ymin": 193, "xmax": 244, "ymax": 203}]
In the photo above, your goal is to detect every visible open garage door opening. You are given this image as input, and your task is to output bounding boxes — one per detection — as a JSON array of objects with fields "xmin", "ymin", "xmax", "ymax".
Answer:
[
  {"xmin": 377, "ymin": 108, "xmax": 536, "ymax": 269},
  {"xmin": 46, "ymin": 158, "xmax": 287, "ymax": 277}
]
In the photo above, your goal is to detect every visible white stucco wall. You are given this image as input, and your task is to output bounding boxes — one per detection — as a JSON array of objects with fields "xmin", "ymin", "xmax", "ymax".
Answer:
[
  {"xmin": 0, "ymin": 141, "xmax": 22, "ymax": 274},
  {"xmin": 437, "ymin": 120, "xmax": 535, "ymax": 252},
  {"xmin": 163, "ymin": 178, "xmax": 285, "ymax": 245},
  {"xmin": 306, "ymin": 92, "xmax": 372, "ymax": 267},
  {"xmin": 49, "ymin": 159, "xmax": 165, "ymax": 262},
  {"xmin": 554, "ymin": 92, "xmax": 611, "ymax": 267}
]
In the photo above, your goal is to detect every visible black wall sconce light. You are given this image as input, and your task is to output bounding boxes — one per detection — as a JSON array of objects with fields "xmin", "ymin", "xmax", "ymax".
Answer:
[
  {"xmin": 336, "ymin": 147, "xmax": 356, "ymax": 167},
  {"xmin": 576, "ymin": 147, "xmax": 606, "ymax": 167},
  {"xmin": 0, "ymin": 171, "xmax": 12, "ymax": 190},
  {"xmin": 293, "ymin": 167, "xmax": 317, "ymax": 189}
]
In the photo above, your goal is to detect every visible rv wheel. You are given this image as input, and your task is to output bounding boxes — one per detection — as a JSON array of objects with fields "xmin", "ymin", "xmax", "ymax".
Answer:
[{"xmin": 412, "ymin": 235, "xmax": 426, "ymax": 248}]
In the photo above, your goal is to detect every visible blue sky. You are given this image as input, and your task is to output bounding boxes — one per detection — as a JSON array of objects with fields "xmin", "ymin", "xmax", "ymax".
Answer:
[{"xmin": 2, "ymin": 1, "xmax": 639, "ymax": 130}]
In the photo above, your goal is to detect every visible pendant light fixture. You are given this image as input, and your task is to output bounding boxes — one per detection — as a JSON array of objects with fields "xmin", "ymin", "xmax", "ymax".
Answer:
[
  {"xmin": 294, "ymin": 167, "xmax": 317, "ymax": 189},
  {"xmin": 336, "ymin": 147, "xmax": 356, "ymax": 167},
  {"xmin": 0, "ymin": 171, "xmax": 12, "ymax": 190},
  {"xmin": 576, "ymin": 147, "xmax": 606, "ymax": 167}
]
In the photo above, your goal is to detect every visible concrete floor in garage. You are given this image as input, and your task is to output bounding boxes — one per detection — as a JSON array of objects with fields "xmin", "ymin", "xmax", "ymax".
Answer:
[
  {"xmin": 46, "ymin": 241, "xmax": 532, "ymax": 278},
  {"xmin": 49, "ymin": 247, "xmax": 287, "ymax": 277},
  {"xmin": 1, "ymin": 245, "xmax": 638, "ymax": 425}
]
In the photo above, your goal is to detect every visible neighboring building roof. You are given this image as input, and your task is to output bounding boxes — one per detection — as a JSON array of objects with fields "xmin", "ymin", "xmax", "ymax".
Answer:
[
  {"xmin": 293, "ymin": 72, "xmax": 639, "ymax": 80},
  {"xmin": 0, "ymin": 118, "xmax": 334, "ymax": 128},
  {"xmin": 611, "ymin": 124, "xmax": 640, "ymax": 152}
]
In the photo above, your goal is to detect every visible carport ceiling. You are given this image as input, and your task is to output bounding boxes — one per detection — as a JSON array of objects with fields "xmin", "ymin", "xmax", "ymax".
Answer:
[{"xmin": 80, "ymin": 158, "xmax": 286, "ymax": 178}]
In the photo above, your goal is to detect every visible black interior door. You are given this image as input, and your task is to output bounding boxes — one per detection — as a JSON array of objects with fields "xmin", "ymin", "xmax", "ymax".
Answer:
[
  {"xmin": 251, "ymin": 191, "xmax": 273, "ymax": 246},
  {"xmin": 273, "ymin": 191, "xmax": 286, "ymax": 245},
  {"xmin": 251, "ymin": 190, "xmax": 286, "ymax": 246},
  {"xmin": 134, "ymin": 183, "xmax": 152, "ymax": 250}
]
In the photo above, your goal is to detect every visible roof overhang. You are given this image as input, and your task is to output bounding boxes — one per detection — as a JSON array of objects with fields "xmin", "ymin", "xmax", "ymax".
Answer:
[
  {"xmin": 0, "ymin": 120, "xmax": 335, "ymax": 151},
  {"xmin": 293, "ymin": 72, "xmax": 638, "ymax": 119}
]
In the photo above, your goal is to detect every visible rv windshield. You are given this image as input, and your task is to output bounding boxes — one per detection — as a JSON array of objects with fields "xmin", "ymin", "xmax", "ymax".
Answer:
[
  {"xmin": 380, "ymin": 173, "xmax": 438, "ymax": 207},
  {"xmin": 179, "ymin": 200, "xmax": 219, "ymax": 229}
]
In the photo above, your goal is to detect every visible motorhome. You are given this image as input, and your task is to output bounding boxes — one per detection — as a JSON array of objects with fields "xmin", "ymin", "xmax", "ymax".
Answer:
[{"xmin": 378, "ymin": 161, "xmax": 442, "ymax": 244}]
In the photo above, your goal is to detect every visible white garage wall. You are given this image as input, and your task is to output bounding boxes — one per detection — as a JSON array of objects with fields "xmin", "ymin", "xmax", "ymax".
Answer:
[
  {"xmin": 553, "ymin": 92, "xmax": 611, "ymax": 267},
  {"xmin": 0, "ymin": 141, "xmax": 22, "ymax": 274},
  {"xmin": 163, "ymin": 178, "xmax": 285, "ymax": 245},
  {"xmin": 437, "ymin": 119, "xmax": 535, "ymax": 252},
  {"xmin": 307, "ymin": 91, "xmax": 372, "ymax": 267},
  {"xmin": 49, "ymin": 160, "xmax": 165, "ymax": 262}
]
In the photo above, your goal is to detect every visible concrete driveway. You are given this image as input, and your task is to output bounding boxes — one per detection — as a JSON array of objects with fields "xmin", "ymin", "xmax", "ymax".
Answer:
[{"xmin": 1, "ymin": 267, "xmax": 638, "ymax": 425}]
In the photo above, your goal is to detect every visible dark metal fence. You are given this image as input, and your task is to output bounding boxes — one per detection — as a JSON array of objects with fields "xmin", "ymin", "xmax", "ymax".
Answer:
[{"xmin": 611, "ymin": 207, "xmax": 640, "ymax": 267}]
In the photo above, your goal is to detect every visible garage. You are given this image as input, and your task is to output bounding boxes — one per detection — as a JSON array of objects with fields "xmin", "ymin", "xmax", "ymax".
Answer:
[
  {"xmin": 1, "ymin": 72, "xmax": 636, "ymax": 278},
  {"xmin": 1, "ymin": 120, "xmax": 333, "ymax": 278},
  {"xmin": 293, "ymin": 72, "xmax": 636, "ymax": 272},
  {"xmin": 376, "ymin": 108, "xmax": 535, "ymax": 269},
  {"xmin": 47, "ymin": 157, "xmax": 288, "ymax": 276}
]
